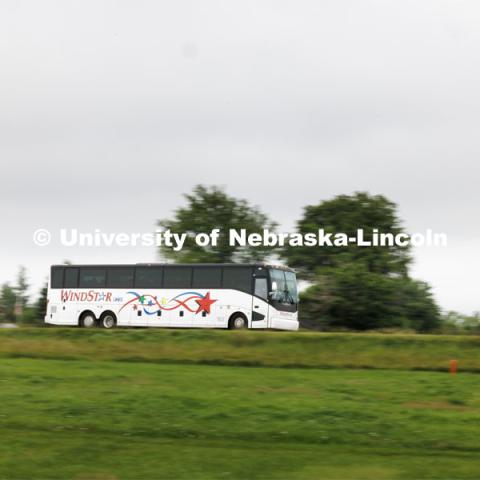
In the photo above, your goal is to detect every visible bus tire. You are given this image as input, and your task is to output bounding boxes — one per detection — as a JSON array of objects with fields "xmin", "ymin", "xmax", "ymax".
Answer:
[
  {"xmin": 79, "ymin": 311, "xmax": 97, "ymax": 328},
  {"xmin": 100, "ymin": 312, "xmax": 117, "ymax": 329},
  {"xmin": 228, "ymin": 313, "xmax": 248, "ymax": 330}
]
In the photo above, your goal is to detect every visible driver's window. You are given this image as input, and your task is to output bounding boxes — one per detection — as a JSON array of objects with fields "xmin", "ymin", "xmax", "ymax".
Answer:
[{"xmin": 254, "ymin": 278, "xmax": 268, "ymax": 301}]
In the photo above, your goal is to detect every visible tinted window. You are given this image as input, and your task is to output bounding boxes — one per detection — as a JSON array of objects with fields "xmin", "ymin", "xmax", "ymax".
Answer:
[
  {"xmin": 107, "ymin": 267, "xmax": 134, "ymax": 288},
  {"xmin": 222, "ymin": 267, "xmax": 253, "ymax": 293},
  {"xmin": 79, "ymin": 268, "xmax": 106, "ymax": 288},
  {"xmin": 64, "ymin": 268, "xmax": 79, "ymax": 288},
  {"xmin": 51, "ymin": 267, "xmax": 64, "ymax": 289},
  {"xmin": 192, "ymin": 267, "xmax": 222, "ymax": 288},
  {"xmin": 254, "ymin": 277, "xmax": 268, "ymax": 300},
  {"xmin": 285, "ymin": 271, "xmax": 298, "ymax": 303},
  {"xmin": 135, "ymin": 267, "xmax": 163, "ymax": 288},
  {"xmin": 164, "ymin": 267, "xmax": 192, "ymax": 288}
]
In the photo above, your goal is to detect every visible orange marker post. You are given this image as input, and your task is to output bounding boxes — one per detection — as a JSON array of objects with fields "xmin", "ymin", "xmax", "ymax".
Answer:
[{"xmin": 449, "ymin": 359, "xmax": 458, "ymax": 375}]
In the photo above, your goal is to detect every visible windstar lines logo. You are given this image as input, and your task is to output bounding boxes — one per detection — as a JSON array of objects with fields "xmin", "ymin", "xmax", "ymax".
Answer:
[
  {"xmin": 118, "ymin": 291, "xmax": 217, "ymax": 316},
  {"xmin": 61, "ymin": 290, "xmax": 112, "ymax": 302}
]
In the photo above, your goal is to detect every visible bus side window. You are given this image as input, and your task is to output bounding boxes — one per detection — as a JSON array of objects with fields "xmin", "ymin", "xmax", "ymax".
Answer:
[
  {"xmin": 135, "ymin": 267, "xmax": 163, "ymax": 288},
  {"xmin": 51, "ymin": 267, "xmax": 64, "ymax": 289},
  {"xmin": 107, "ymin": 267, "xmax": 134, "ymax": 288},
  {"xmin": 164, "ymin": 267, "xmax": 192, "ymax": 288},
  {"xmin": 64, "ymin": 268, "xmax": 79, "ymax": 288},
  {"xmin": 254, "ymin": 278, "xmax": 268, "ymax": 301},
  {"xmin": 192, "ymin": 267, "xmax": 222, "ymax": 288},
  {"xmin": 79, "ymin": 268, "xmax": 106, "ymax": 288},
  {"xmin": 222, "ymin": 267, "xmax": 253, "ymax": 293}
]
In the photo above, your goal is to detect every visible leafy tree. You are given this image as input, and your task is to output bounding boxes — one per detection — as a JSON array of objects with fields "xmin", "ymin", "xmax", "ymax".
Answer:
[
  {"xmin": 300, "ymin": 266, "xmax": 440, "ymax": 332},
  {"xmin": 35, "ymin": 282, "xmax": 48, "ymax": 323},
  {"xmin": 158, "ymin": 185, "xmax": 276, "ymax": 263},
  {"xmin": 0, "ymin": 283, "xmax": 16, "ymax": 323},
  {"xmin": 13, "ymin": 266, "xmax": 30, "ymax": 322},
  {"xmin": 396, "ymin": 278, "xmax": 440, "ymax": 332},
  {"xmin": 287, "ymin": 192, "xmax": 440, "ymax": 332},
  {"xmin": 21, "ymin": 306, "xmax": 37, "ymax": 324},
  {"xmin": 15, "ymin": 266, "xmax": 29, "ymax": 308},
  {"xmin": 300, "ymin": 263, "xmax": 401, "ymax": 330},
  {"xmin": 459, "ymin": 312, "xmax": 480, "ymax": 333},
  {"xmin": 440, "ymin": 311, "xmax": 480, "ymax": 334},
  {"xmin": 285, "ymin": 192, "xmax": 411, "ymax": 278}
]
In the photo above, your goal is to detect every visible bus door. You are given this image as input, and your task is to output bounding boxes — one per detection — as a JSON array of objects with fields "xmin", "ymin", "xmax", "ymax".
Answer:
[{"xmin": 252, "ymin": 277, "xmax": 269, "ymax": 329}]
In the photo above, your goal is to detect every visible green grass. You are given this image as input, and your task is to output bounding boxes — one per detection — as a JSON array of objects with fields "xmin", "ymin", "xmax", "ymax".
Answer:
[
  {"xmin": 0, "ymin": 328, "xmax": 479, "ymax": 372},
  {"xmin": 1, "ymin": 329, "xmax": 480, "ymax": 479}
]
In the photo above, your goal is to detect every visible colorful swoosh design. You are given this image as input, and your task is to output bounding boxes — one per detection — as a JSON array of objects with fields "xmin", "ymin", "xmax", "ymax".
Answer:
[{"xmin": 118, "ymin": 291, "xmax": 217, "ymax": 316}]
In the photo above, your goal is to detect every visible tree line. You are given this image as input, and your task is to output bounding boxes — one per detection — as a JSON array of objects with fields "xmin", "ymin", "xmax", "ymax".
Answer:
[
  {"xmin": 157, "ymin": 185, "xmax": 476, "ymax": 333},
  {"xmin": 1, "ymin": 185, "xmax": 477, "ymax": 332},
  {"xmin": 0, "ymin": 267, "xmax": 46, "ymax": 324}
]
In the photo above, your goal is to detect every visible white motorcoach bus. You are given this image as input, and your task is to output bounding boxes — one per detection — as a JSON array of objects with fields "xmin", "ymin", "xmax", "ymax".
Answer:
[{"xmin": 45, "ymin": 263, "xmax": 299, "ymax": 331}]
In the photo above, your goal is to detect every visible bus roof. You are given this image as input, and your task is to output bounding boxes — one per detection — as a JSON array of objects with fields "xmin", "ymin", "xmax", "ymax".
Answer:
[{"xmin": 51, "ymin": 263, "xmax": 295, "ymax": 272}]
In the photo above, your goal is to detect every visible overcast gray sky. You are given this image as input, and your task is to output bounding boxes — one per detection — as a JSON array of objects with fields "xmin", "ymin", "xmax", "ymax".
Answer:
[{"xmin": 1, "ymin": 0, "xmax": 479, "ymax": 314}]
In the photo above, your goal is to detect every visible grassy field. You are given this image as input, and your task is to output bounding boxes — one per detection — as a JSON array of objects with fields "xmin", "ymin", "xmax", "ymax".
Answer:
[
  {"xmin": 1, "ymin": 328, "xmax": 480, "ymax": 371},
  {"xmin": 1, "ymin": 329, "xmax": 480, "ymax": 479}
]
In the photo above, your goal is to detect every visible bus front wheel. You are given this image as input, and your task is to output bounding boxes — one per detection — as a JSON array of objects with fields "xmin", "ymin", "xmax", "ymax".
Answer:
[
  {"xmin": 229, "ymin": 313, "xmax": 248, "ymax": 330},
  {"xmin": 100, "ymin": 312, "xmax": 117, "ymax": 329},
  {"xmin": 79, "ymin": 312, "xmax": 97, "ymax": 328}
]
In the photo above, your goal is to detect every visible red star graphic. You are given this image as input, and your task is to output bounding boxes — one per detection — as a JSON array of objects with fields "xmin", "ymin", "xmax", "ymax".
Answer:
[
  {"xmin": 132, "ymin": 304, "xmax": 138, "ymax": 311},
  {"xmin": 195, "ymin": 292, "xmax": 217, "ymax": 315}
]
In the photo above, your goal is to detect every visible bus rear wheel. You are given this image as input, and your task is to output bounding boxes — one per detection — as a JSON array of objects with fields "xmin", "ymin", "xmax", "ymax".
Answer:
[
  {"xmin": 229, "ymin": 313, "xmax": 247, "ymax": 330},
  {"xmin": 80, "ymin": 312, "xmax": 97, "ymax": 328},
  {"xmin": 100, "ymin": 312, "xmax": 116, "ymax": 329}
]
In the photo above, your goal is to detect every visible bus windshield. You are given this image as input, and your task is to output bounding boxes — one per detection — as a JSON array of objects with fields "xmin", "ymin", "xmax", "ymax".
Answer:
[{"xmin": 269, "ymin": 269, "xmax": 298, "ymax": 304}]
